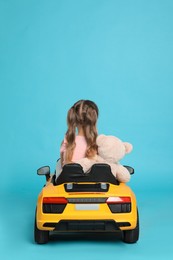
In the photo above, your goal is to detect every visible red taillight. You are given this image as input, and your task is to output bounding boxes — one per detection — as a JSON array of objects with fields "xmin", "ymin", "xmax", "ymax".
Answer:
[
  {"xmin": 106, "ymin": 197, "xmax": 131, "ymax": 204},
  {"xmin": 43, "ymin": 197, "xmax": 68, "ymax": 204}
]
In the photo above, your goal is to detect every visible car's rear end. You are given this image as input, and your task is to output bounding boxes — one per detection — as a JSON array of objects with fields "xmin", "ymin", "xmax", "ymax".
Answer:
[{"xmin": 35, "ymin": 164, "xmax": 139, "ymax": 244}]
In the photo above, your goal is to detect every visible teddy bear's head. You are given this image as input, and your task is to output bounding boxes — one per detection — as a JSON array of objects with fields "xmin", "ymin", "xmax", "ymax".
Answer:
[{"xmin": 96, "ymin": 134, "xmax": 133, "ymax": 163}]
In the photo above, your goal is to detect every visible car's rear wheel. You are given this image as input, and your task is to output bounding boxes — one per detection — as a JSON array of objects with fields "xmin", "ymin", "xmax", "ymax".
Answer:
[
  {"xmin": 122, "ymin": 209, "xmax": 139, "ymax": 243},
  {"xmin": 34, "ymin": 210, "xmax": 49, "ymax": 244}
]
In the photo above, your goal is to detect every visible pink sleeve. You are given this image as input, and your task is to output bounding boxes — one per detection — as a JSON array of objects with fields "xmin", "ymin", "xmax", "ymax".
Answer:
[{"xmin": 60, "ymin": 138, "xmax": 67, "ymax": 153}]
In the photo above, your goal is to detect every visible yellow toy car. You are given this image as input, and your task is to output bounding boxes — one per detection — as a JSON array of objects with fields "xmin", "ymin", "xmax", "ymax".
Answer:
[{"xmin": 34, "ymin": 163, "xmax": 139, "ymax": 244}]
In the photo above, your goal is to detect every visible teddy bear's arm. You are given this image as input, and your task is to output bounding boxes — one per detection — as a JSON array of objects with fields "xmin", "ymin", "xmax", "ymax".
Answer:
[
  {"xmin": 75, "ymin": 158, "xmax": 95, "ymax": 173},
  {"xmin": 116, "ymin": 164, "xmax": 131, "ymax": 183}
]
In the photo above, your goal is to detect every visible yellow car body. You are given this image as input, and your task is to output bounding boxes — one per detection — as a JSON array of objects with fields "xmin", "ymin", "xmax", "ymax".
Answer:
[{"xmin": 35, "ymin": 163, "xmax": 139, "ymax": 244}]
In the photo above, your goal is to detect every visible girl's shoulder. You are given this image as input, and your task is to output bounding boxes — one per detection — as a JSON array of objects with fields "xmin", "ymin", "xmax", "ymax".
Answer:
[{"xmin": 61, "ymin": 135, "xmax": 86, "ymax": 145}]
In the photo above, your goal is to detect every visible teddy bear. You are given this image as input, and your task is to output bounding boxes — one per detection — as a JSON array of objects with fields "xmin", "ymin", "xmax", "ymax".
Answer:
[{"xmin": 76, "ymin": 134, "xmax": 133, "ymax": 183}]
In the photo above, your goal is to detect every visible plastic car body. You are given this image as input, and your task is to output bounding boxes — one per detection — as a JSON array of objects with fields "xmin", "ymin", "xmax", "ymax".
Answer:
[{"xmin": 34, "ymin": 163, "xmax": 139, "ymax": 244}]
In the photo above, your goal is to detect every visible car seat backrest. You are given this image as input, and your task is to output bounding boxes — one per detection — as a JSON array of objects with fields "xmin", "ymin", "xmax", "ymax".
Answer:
[{"xmin": 55, "ymin": 163, "xmax": 119, "ymax": 185}]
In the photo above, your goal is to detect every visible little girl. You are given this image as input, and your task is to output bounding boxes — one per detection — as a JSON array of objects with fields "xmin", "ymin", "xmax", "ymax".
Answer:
[
  {"xmin": 60, "ymin": 99, "xmax": 99, "ymax": 166},
  {"xmin": 56, "ymin": 100, "xmax": 99, "ymax": 177}
]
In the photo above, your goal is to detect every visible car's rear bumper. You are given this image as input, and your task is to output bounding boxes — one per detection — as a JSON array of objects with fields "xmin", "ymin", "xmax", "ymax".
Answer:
[
  {"xmin": 42, "ymin": 220, "xmax": 131, "ymax": 231},
  {"xmin": 36, "ymin": 207, "xmax": 137, "ymax": 231}
]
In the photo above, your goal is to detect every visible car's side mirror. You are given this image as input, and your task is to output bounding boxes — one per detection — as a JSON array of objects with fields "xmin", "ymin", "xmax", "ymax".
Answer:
[
  {"xmin": 37, "ymin": 166, "xmax": 50, "ymax": 181},
  {"xmin": 124, "ymin": 166, "xmax": 134, "ymax": 175}
]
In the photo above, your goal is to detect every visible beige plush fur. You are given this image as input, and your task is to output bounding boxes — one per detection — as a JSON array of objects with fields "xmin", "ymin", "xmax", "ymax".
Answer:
[{"xmin": 76, "ymin": 134, "xmax": 133, "ymax": 183}]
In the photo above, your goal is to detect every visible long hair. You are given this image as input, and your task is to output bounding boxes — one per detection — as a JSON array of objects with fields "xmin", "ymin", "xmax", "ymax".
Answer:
[{"xmin": 64, "ymin": 100, "xmax": 99, "ymax": 163}]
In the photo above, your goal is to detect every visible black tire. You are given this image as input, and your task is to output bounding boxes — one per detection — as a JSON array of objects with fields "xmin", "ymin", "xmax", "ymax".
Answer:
[
  {"xmin": 122, "ymin": 209, "xmax": 139, "ymax": 243},
  {"xmin": 34, "ymin": 210, "xmax": 49, "ymax": 244}
]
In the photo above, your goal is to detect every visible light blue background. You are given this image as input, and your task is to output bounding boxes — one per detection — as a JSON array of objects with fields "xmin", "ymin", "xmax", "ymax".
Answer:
[{"xmin": 1, "ymin": 0, "xmax": 173, "ymax": 259}]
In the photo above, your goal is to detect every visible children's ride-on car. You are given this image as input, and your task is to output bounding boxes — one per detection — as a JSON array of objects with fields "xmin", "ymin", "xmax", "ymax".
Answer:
[{"xmin": 34, "ymin": 163, "xmax": 139, "ymax": 244}]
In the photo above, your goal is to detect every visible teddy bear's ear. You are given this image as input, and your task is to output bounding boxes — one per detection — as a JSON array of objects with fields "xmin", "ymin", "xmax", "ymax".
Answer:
[
  {"xmin": 96, "ymin": 134, "xmax": 106, "ymax": 146},
  {"xmin": 124, "ymin": 142, "xmax": 133, "ymax": 154}
]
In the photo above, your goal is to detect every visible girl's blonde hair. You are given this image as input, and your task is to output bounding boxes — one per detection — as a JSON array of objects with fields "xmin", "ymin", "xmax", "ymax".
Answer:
[{"xmin": 64, "ymin": 100, "xmax": 99, "ymax": 163}]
